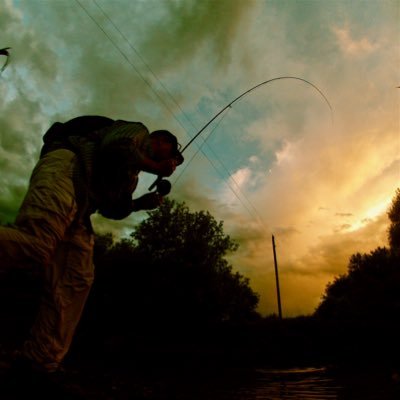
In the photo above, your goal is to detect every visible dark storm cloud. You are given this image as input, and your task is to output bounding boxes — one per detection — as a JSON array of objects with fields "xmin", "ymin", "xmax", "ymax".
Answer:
[{"xmin": 136, "ymin": 0, "xmax": 254, "ymax": 71}]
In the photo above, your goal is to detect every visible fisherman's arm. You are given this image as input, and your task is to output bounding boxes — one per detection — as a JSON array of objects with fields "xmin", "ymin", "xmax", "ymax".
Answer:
[
  {"xmin": 93, "ymin": 121, "xmax": 174, "ymax": 219},
  {"xmin": 137, "ymin": 157, "xmax": 176, "ymax": 177},
  {"xmin": 98, "ymin": 191, "xmax": 162, "ymax": 220}
]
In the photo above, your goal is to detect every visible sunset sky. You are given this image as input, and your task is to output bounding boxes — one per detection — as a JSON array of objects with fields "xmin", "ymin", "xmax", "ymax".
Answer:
[{"xmin": 1, "ymin": 0, "xmax": 399, "ymax": 316}]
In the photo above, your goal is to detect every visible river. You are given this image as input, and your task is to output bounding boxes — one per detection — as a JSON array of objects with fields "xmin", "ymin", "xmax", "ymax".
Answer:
[{"xmin": 156, "ymin": 365, "xmax": 400, "ymax": 400}]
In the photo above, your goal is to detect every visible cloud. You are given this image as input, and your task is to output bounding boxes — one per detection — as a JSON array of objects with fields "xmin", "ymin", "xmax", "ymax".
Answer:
[
  {"xmin": 335, "ymin": 212, "xmax": 353, "ymax": 217},
  {"xmin": 137, "ymin": 0, "xmax": 256, "ymax": 72},
  {"xmin": 333, "ymin": 26, "xmax": 378, "ymax": 56},
  {"xmin": 0, "ymin": 0, "xmax": 398, "ymax": 317},
  {"xmin": 171, "ymin": 176, "xmax": 219, "ymax": 213},
  {"xmin": 233, "ymin": 208, "xmax": 391, "ymax": 316}
]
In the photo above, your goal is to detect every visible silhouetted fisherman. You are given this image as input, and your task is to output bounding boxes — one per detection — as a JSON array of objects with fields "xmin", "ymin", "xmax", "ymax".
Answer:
[{"xmin": 0, "ymin": 115, "xmax": 183, "ymax": 389}]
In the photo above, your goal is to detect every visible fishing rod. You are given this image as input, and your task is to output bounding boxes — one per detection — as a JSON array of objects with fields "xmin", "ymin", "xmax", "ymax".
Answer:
[
  {"xmin": 0, "ymin": 47, "xmax": 11, "ymax": 75},
  {"xmin": 149, "ymin": 76, "xmax": 333, "ymax": 193}
]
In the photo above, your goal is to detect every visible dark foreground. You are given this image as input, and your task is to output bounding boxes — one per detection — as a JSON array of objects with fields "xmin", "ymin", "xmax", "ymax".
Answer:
[
  {"xmin": 1, "ymin": 274, "xmax": 400, "ymax": 399},
  {"xmin": 1, "ymin": 332, "xmax": 400, "ymax": 400},
  {"xmin": 1, "ymin": 356, "xmax": 399, "ymax": 400}
]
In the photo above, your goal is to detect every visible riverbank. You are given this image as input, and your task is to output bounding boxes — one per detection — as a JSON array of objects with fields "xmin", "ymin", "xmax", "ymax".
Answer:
[
  {"xmin": 1, "ymin": 277, "xmax": 400, "ymax": 399},
  {"xmin": 2, "ymin": 345, "xmax": 399, "ymax": 400}
]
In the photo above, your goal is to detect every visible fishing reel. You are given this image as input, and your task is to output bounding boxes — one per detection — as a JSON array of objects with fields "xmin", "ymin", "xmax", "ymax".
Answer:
[
  {"xmin": 154, "ymin": 178, "xmax": 171, "ymax": 196},
  {"xmin": 148, "ymin": 173, "xmax": 172, "ymax": 195}
]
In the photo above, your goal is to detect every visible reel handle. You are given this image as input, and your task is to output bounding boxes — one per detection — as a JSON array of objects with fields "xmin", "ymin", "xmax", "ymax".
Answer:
[{"xmin": 148, "ymin": 175, "xmax": 161, "ymax": 191}]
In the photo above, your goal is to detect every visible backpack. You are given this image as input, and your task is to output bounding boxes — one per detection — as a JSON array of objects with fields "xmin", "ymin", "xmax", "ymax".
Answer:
[{"xmin": 42, "ymin": 115, "xmax": 115, "ymax": 145}]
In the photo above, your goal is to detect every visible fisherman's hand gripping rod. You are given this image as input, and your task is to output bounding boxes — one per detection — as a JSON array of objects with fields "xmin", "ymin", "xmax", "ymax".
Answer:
[{"xmin": 149, "ymin": 76, "xmax": 333, "ymax": 194}]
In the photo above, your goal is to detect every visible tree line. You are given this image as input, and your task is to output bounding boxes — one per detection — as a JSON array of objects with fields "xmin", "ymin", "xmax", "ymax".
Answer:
[
  {"xmin": 315, "ymin": 188, "xmax": 400, "ymax": 320},
  {"xmin": 75, "ymin": 199, "xmax": 260, "ymax": 356},
  {"xmin": 1, "ymin": 189, "xmax": 399, "ymax": 366}
]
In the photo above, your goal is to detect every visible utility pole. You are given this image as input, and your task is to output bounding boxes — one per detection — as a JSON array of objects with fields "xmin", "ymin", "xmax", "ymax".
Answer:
[{"xmin": 272, "ymin": 234, "xmax": 283, "ymax": 319}]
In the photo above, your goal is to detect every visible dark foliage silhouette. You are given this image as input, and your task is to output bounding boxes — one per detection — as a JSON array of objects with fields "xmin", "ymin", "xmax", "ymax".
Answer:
[
  {"xmin": 388, "ymin": 188, "xmax": 400, "ymax": 255},
  {"xmin": 315, "ymin": 188, "xmax": 400, "ymax": 319},
  {"xmin": 315, "ymin": 247, "xmax": 400, "ymax": 318},
  {"xmin": 78, "ymin": 199, "xmax": 259, "ymax": 353}
]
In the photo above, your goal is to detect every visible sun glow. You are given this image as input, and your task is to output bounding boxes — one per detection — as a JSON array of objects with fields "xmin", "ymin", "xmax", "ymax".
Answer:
[{"xmin": 346, "ymin": 198, "xmax": 391, "ymax": 232}]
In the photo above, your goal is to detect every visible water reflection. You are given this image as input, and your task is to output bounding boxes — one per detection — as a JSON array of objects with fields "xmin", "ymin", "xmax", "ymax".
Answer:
[
  {"xmin": 238, "ymin": 367, "xmax": 339, "ymax": 399},
  {"xmin": 175, "ymin": 366, "xmax": 399, "ymax": 400}
]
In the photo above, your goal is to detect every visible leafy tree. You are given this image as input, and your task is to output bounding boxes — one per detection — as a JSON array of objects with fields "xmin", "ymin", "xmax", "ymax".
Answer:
[
  {"xmin": 315, "ymin": 188, "xmax": 400, "ymax": 319},
  {"xmin": 93, "ymin": 232, "xmax": 114, "ymax": 263},
  {"xmin": 315, "ymin": 247, "xmax": 400, "ymax": 318},
  {"xmin": 388, "ymin": 188, "xmax": 400, "ymax": 254},
  {"xmin": 81, "ymin": 199, "xmax": 259, "ymax": 347},
  {"xmin": 130, "ymin": 199, "xmax": 259, "ymax": 325}
]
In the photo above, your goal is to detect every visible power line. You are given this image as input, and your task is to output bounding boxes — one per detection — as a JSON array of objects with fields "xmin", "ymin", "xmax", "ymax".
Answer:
[
  {"xmin": 75, "ymin": 0, "xmax": 276, "ymax": 316},
  {"xmin": 172, "ymin": 109, "xmax": 266, "ymax": 226},
  {"xmin": 93, "ymin": 0, "xmax": 195, "ymax": 133},
  {"xmin": 74, "ymin": 0, "xmax": 269, "ymax": 231},
  {"xmin": 75, "ymin": 0, "xmax": 184, "ymax": 129}
]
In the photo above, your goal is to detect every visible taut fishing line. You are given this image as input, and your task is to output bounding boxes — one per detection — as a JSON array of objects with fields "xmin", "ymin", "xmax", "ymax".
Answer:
[{"xmin": 149, "ymin": 76, "xmax": 333, "ymax": 192}]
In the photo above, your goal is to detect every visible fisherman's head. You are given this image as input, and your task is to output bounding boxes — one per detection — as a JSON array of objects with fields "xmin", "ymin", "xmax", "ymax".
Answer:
[{"xmin": 149, "ymin": 130, "xmax": 184, "ymax": 165}]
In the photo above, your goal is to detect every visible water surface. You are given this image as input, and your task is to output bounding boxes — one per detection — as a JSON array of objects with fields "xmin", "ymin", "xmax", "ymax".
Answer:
[{"xmin": 166, "ymin": 366, "xmax": 399, "ymax": 400}]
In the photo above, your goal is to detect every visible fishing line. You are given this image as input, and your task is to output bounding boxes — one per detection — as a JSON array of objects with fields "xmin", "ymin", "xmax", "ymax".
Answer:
[
  {"xmin": 181, "ymin": 76, "xmax": 333, "ymax": 153},
  {"xmin": 75, "ymin": 0, "xmax": 262, "ymax": 217},
  {"xmin": 172, "ymin": 107, "xmax": 232, "ymax": 186},
  {"xmin": 150, "ymin": 76, "xmax": 333, "ymax": 190}
]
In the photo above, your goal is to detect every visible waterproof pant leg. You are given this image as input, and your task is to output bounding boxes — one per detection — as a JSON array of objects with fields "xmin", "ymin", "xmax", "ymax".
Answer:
[
  {"xmin": 0, "ymin": 149, "xmax": 94, "ymax": 370},
  {"xmin": 22, "ymin": 222, "xmax": 94, "ymax": 372},
  {"xmin": 0, "ymin": 149, "xmax": 78, "ymax": 272}
]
